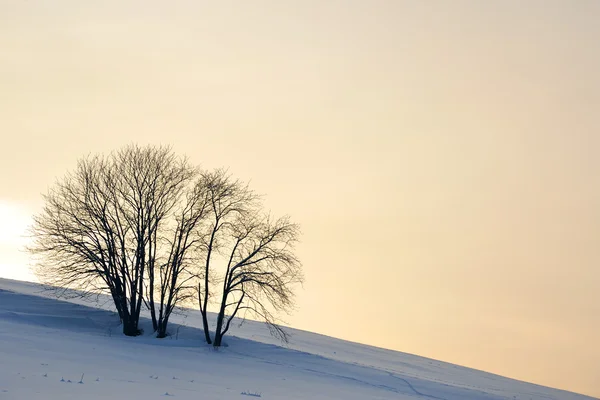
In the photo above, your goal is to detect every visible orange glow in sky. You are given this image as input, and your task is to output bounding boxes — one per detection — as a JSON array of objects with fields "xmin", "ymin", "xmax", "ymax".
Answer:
[{"xmin": 0, "ymin": 1, "xmax": 599, "ymax": 396}]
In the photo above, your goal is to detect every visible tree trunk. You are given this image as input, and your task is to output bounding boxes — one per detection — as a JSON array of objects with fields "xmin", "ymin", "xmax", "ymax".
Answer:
[
  {"xmin": 156, "ymin": 318, "xmax": 168, "ymax": 338},
  {"xmin": 122, "ymin": 315, "xmax": 141, "ymax": 336},
  {"xmin": 199, "ymin": 283, "xmax": 212, "ymax": 344},
  {"xmin": 213, "ymin": 333, "xmax": 222, "ymax": 347},
  {"xmin": 212, "ymin": 297, "xmax": 227, "ymax": 347},
  {"xmin": 213, "ymin": 320, "xmax": 223, "ymax": 346},
  {"xmin": 150, "ymin": 301, "xmax": 158, "ymax": 332},
  {"xmin": 200, "ymin": 310, "xmax": 212, "ymax": 344}
]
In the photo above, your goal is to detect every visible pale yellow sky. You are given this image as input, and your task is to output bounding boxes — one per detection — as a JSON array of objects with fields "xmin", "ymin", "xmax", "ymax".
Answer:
[{"xmin": 1, "ymin": 1, "xmax": 599, "ymax": 397}]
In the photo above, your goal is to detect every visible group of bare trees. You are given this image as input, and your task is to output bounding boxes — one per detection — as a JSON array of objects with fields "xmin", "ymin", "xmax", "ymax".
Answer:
[{"xmin": 29, "ymin": 145, "xmax": 302, "ymax": 345}]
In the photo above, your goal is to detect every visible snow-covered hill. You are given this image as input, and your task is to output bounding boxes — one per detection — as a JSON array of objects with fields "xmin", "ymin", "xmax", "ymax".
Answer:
[{"xmin": 0, "ymin": 278, "xmax": 595, "ymax": 400}]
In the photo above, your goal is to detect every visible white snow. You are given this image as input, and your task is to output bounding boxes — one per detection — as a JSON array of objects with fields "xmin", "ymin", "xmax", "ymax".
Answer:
[{"xmin": 0, "ymin": 278, "xmax": 595, "ymax": 400}]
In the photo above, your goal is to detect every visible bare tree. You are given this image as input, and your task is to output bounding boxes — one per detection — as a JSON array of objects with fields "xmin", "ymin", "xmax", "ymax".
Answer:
[
  {"xmin": 196, "ymin": 170, "xmax": 303, "ymax": 346},
  {"xmin": 30, "ymin": 146, "xmax": 302, "ymax": 342},
  {"xmin": 212, "ymin": 214, "xmax": 301, "ymax": 346},
  {"xmin": 152, "ymin": 177, "xmax": 211, "ymax": 338},
  {"xmin": 29, "ymin": 145, "xmax": 197, "ymax": 336},
  {"xmin": 197, "ymin": 169, "xmax": 257, "ymax": 344}
]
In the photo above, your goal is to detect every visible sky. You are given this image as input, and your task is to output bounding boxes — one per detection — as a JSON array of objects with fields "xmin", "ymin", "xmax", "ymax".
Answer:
[{"xmin": 1, "ymin": 0, "xmax": 599, "ymax": 396}]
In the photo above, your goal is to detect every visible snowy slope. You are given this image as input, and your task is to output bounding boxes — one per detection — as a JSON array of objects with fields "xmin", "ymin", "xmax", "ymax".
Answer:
[{"xmin": 0, "ymin": 278, "xmax": 596, "ymax": 400}]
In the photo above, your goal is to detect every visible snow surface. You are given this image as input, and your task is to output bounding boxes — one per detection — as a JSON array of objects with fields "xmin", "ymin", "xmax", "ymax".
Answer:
[{"xmin": 0, "ymin": 278, "xmax": 596, "ymax": 400}]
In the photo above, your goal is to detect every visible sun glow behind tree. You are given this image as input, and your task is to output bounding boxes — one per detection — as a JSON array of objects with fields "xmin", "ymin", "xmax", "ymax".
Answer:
[{"xmin": 0, "ymin": 200, "xmax": 35, "ymax": 281}]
